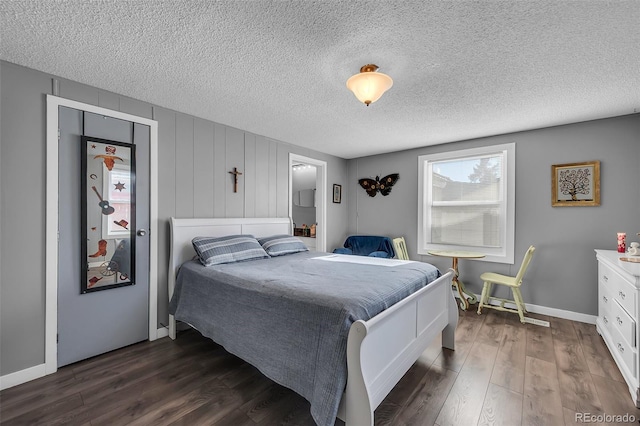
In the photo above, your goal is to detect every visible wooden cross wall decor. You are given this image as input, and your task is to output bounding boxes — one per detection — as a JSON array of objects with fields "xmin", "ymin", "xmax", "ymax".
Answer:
[{"xmin": 228, "ymin": 167, "xmax": 243, "ymax": 193}]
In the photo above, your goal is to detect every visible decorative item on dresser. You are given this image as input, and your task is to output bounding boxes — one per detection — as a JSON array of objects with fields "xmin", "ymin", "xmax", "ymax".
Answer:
[
  {"xmin": 595, "ymin": 249, "xmax": 640, "ymax": 407},
  {"xmin": 618, "ymin": 232, "xmax": 627, "ymax": 253}
]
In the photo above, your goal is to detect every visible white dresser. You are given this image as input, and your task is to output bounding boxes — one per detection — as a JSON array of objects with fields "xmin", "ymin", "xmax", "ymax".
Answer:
[{"xmin": 595, "ymin": 249, "xmax": 640, "ymax": 406}]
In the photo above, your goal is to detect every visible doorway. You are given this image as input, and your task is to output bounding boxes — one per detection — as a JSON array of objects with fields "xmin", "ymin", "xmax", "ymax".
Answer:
[
  {"xmin": 292, "ymin": 163, "xmax": 317, "ymax": 250},
  {"xmin": 289, "ymin": 154, "xmax": 327, "ymax": 252},
  {"xmin": 46, "ymin": 95, "xmax": 158, "ymax": 374},
  {"xmin": 57, "ymin": 109, "xmax": 149, "ymax": 367}
]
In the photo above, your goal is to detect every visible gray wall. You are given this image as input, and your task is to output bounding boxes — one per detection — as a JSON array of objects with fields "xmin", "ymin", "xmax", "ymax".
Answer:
[
  {"xmin": 347, "ymin": 114, "xmax": 640, "ymax": 316},
  {"xmin": 0, "ymin": 61, "xmax": 349, "ymax": 376}
]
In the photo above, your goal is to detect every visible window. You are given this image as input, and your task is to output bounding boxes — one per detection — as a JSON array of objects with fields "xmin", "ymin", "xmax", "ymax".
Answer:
[{"xmin": 418, "ymin": 143, "xmax": 515, "ymax": 263}]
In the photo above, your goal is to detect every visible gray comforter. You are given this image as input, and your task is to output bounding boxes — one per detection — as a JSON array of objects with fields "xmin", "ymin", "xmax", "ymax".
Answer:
[{"xmin": 169, "ymin": 251, "xmax": 440, "ymax": 425}]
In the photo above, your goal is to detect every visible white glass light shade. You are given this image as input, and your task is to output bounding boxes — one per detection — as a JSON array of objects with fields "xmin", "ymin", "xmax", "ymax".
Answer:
[{"xmin": 346, "ymin": 66, "xmax": 393, "ymax": 106}]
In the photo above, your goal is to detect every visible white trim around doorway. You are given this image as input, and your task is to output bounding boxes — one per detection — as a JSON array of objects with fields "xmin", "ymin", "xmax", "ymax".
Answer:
[
  {"xmin": 288, "ymin": 153, "xmax": 327, "ymax": 252},
  {"xmin": 45, "ymin": 95, "xmax": 159, "ymax": 376}
]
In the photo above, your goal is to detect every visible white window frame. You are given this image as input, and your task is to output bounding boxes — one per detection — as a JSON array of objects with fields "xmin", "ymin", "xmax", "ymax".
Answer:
[{"xmin": 418, "ymin": 143, "xmax": 515, "ymax": 264}]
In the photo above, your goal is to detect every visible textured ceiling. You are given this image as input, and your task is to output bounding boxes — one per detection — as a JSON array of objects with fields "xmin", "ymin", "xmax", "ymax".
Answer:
[{"xmin": 1, "ymin": 1, "xmax": 639, "ymax": 159}]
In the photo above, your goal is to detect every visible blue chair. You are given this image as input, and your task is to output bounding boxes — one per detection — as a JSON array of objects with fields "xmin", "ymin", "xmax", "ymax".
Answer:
[{"xmin": 333, "ymin": 235, "xmax": 395, "ymax": 258}]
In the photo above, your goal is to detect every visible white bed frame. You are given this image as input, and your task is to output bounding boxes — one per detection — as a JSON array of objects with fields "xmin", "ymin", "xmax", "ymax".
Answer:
[{"xmin": 168, "ymin": 217, "xmax": 457, "ymax": 426}]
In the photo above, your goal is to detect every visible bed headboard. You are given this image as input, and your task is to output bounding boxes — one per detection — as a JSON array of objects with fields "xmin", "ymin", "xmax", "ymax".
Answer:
[{"xmin": 168, "ymin": 217, "xmax": 292, "ymax": 301}]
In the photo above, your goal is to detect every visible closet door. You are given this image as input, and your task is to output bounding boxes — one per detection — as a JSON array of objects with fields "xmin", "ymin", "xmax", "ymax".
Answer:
[{"xmin": 57, "ymin": 107, "xmax": 149, "ymax": 367}]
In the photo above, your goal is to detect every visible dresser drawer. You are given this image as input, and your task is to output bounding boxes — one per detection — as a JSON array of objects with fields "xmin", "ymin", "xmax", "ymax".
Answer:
[
  {"xmin": 612, "ymin": 299, "xmax": 636, "ymax": 347},
  {"xmin": 600, "ymin": 262, "xmax": 637, "ymax": 318},
  {"xmin": 610, "ymin": 322, "xmax": 638, "ymax": 379},
  {"xmin": 599, "ymin": 284, "xmax": 614, "ymax": 332},
  {"xmin": 596, "ymin": 250, "xmax": 640, "ymax": 407}
]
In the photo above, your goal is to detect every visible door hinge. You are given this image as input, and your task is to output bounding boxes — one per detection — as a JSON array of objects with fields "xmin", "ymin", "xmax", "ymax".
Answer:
[
  {"xmin": 56, "ymin": 333, "xmax": 59, "ymax": 343},
  {"xmin": 57, "ymin": 129, "xmax": 60, "ymax": 141}
]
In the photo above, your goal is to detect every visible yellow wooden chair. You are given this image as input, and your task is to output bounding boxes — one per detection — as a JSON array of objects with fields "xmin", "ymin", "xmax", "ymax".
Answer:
[
  {"xmin": 477, "ymin": 245, "xmax": 536, "ymax": 323},
  {"xmin": 392, "ymin": 237, "xmax": 410, "ymax": 260}
]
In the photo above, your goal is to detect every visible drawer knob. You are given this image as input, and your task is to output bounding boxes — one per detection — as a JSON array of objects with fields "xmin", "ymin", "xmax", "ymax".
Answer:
[
  {"xmin": 603, "ymin": 275, "xmax": 609, "ymax": 281},
  {"xmin": 617, "ymin": 316, "xmax": 623, "ymax": 325},
  {"xmin": 618, "ymin": 343, "xmax": 625, "ymax": 353},
  {"xmin": 619, "ymin": 290, "xmax": 626, "ymax": 299}
]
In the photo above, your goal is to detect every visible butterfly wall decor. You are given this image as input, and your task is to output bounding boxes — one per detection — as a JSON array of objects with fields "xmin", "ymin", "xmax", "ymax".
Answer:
[{"xmin": 358, "ymin": 173, "xmax": 400, "ymax": 197}]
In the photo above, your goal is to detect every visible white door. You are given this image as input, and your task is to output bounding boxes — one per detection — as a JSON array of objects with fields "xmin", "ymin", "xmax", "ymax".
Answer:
[{"xmin": 57, "ymin": 107, "xmax": 150, "ymax": 367}]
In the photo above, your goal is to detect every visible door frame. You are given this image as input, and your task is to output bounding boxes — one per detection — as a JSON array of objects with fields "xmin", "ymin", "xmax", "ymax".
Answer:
[
  {"xmin": 46, "ymin": 95, "xmax": 159, "ymax": 375},
  {"xmin": 288, "ymin": 153, "xmax": 327, "ymax": 252}
]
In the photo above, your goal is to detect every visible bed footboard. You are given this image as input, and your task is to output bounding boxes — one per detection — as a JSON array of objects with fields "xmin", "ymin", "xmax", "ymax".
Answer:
[{"xmin": 338, "ymin": 269, "xmax": 457, "ymax": 426}]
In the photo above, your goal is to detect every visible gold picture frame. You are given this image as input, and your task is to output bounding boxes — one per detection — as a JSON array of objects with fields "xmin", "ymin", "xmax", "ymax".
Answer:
[{"xmin": 551, "ymin": 160, "xmax": 600, "ymax": 207}]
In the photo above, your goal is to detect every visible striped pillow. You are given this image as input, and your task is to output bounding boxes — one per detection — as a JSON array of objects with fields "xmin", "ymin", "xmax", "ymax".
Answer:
[
  {"xmin": 258, "ymin": 234, "xmax": 309, "ymax": 257},
  {"xmin": 192, "ymin": 235, "xmax": 269, "ymax": 266}
]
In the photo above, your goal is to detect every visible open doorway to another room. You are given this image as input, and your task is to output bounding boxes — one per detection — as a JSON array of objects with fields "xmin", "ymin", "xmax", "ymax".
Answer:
[
  {"xmin": 289, "ymin": 154, "xmax": 327, "ymax": 252},
  {"xmin": 292, "ymin": 163, "xmax": 317, "ymax": 250}
]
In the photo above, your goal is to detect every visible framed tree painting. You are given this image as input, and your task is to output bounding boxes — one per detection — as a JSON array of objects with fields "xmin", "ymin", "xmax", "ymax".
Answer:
[{"xmin": 551, "ymin": 160, "xmax": 600, "ymax": 207}]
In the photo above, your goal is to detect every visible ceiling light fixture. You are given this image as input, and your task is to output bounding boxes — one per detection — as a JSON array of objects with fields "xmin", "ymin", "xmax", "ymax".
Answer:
[{"xmin": 346, "ymin": 64, "xmax": 393, "ymax": 106}]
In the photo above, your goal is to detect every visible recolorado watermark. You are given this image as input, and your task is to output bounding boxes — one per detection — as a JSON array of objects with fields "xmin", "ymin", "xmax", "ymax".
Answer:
[{"xmin": 575, "ymin": 412, "xmax": 636, "ymax": 423}]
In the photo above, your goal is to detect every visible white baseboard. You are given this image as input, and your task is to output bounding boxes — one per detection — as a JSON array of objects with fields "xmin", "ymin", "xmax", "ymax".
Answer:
[
  {"xmin": 157, "ymin": 326, "xmax": 169, "ymax": 339},
  {"xmin": 2, "ymin": 329, "xmax": 172, "ymax": 391},
  {"xmin": 478, "ymin": 294, "xmax": 597, "ymax": 324},
  {"xmin": 0, "ymin": 363, "xmax": 46, "ymax": 391}
]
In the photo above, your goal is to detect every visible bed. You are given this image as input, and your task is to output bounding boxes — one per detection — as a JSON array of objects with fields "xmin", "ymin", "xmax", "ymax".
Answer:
[{"xmin": 168, "ymin": 217, "xmax": 457, "ymax": 426}]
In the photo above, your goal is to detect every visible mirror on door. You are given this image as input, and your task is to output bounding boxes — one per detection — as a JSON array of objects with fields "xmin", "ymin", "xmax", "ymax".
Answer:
[
  {"xmin": 81, "ymin": 136, "xmax": 136, "ymax": 293},
  {"xmin": 292, "ymin": 163, "xmax": 316, "ymax": 237}
]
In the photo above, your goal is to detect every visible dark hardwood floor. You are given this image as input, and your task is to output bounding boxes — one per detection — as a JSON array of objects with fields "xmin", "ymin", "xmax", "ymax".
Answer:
[{"xmin": 2, "ymin": 308, "xmax": 638, "ymax": 425}]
